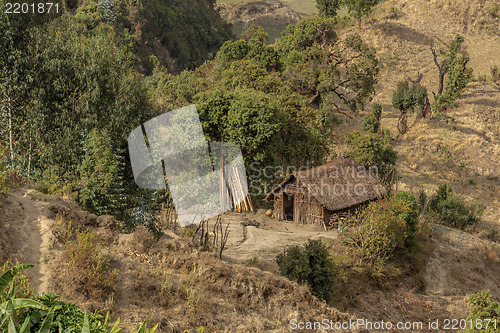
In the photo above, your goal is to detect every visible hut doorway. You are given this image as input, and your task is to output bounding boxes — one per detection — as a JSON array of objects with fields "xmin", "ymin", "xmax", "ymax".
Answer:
[{"xmin": 283, "ymin": 192, "xmax": 294, "ymax": 221}]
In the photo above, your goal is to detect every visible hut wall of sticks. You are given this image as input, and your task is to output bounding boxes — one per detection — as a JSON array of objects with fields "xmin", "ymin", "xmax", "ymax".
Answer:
[{"xmin": 264, "ymin": 157, "xmax": 387, "ymax": 229}]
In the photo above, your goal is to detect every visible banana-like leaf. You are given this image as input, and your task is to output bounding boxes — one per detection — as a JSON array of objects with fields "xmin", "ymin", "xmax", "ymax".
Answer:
[
  {"xmin": 148, "ymin": 323, "xmax": 159, "ymax": 333},
  {"xmin": 8, "ymin": 317, "xmax": 17, "ymax": 333},
  {"xmin": 135, "ymin": 322, "xmax": 146, "ymax": 333},
  {"xmin": 19, "ymin": 316, "xmax": 32, "ymax": 333},
  {"xmin": 81, "ymin": 313, "xmax": 89, "ymax": 333},
  {"xmin": 7, "ymin": 281, "xmax": 14, "ymax": 299},
  {"xmin": 103, "ymin": 312, "xmax": 110, "ymax": 330},
  {"xmin": 0, "ymin": 264, "xmax": 34, "ymax": 294},
  {"xmin": 1, "ymin": 299, "xmax": 15, "ymax": 329},
  {"xmin": 109, "ymin": 316, "xmax": 121, "ymax": 333},
  {"xmin": 0, "ymin": 299, "xmax": 48, "ymax": 316},
  {"xmin": 0, "ymin": 316, "xmax": 9, "ymax": 330},
  {"xmin": 36, "ymin": 306, "xmax": 56, "ymax": 333}
]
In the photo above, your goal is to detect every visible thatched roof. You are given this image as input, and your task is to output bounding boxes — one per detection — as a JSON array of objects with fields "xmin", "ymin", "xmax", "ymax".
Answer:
[{"xmin": 264, "ymin": 157, "xmax": 387, "ymax": 211}]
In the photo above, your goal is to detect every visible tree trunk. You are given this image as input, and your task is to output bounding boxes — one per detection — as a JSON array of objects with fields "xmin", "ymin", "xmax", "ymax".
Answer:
[
  {"xmin": 431, "ymin": 47, "xmax": 448, "ymax": 96},
  {"xmin": 7, "ymin": 94, "xmax": 14, "ymax": 167},
  {"xmin": 27, "ymin": 130, "xmax": 32, "ymax": 180},
  {"xmin": 437, "ymin": 70, "xmax": 445, "ymax": 95}
]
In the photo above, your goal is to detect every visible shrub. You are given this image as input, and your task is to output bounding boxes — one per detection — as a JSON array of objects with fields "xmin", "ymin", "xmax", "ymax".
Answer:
[
  {"xmin": 241, "ymin": 24, "xmax": 269, "ymax": 44},
  {"xmin": 0, "ymin": 141, "xmax": 21, "ymax": 196},
  {"xmin": 392, "ymin": 81, "xmax": 427, "ymax": 114},
  {"xmin": 395, "ymin": 191, "xmax": 420, "ymax": 248},
  {"xmin": 429, "ymin": 183, "xmax": 484, "ymax": 230},
  {"xmin": 347, "ymin": 131, "xmax": 397, "ymax": 184},
  {"xmin": 434, "ymin": 35, "xmax": 473, "ymax": 110},
  {"xmin": 0, "ymin": 258, "xmax": 33, "ymax": 303},
  {"xmin": 342, "ymin": 197, "xmax": 408, "ymax": 264},
  {"xmin": 79, "ymin": 129, "xmax": 127, "ymax": 218},
  {"xmin": 362, "ymin": 103, "xmax": 382, "ymax": 134},
  {"xmin": 276, "ymin": 240, "xmax": 336, "ymax": 303},
  {"xmin": 460, "ymin": 290, "xmax": 500, "ymax": 333},
  {"xmin": 23, "ymin": 293, "xmax": 108, "ymax": 333},
  {"xmin": 63, "ymin": 230, "xmax": 117, "ymax": 305}
]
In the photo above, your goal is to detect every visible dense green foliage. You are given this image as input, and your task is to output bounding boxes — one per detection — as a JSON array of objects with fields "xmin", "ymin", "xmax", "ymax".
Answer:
[
  {"xmin": 316, "ymin": 0, "xmax": 341, "ymax": 17},
  {"xmin": 275, "ymin": 16, "xmax": 379, "ymax": 113},
  {"xmin": 433, "ymin": 35, "xmax": 472, "ymax": 109},
  {"xmin": 362, "ymin": 103, "xmax": 382, "ymax": 134},
  {"xmin": 0, "ymin": 143, "xmax": 13, "ymax": 196},
  {"xmin": 79, "ymin": 130, "xmax": 126, "ymax": 217},
  {"xmin": 149, "ymin": 16, "xmax": 380, "ymax": 196},
  {"xmin": 392, "ymin": 81, "xmax": 428, "ymax": 113},
  {"xmin": 394, "ymin": 191, "xmax": 420, "ymax": 248},
  {"xmin": 276, "ymin": 240, "xmax": 337, "ymax": 303},
  {"xmin": 1, "ymin": 0, "xmax": 380, "ymax": 219},
  {"xmin": 0, "ymin": 4, "xmax": 153, "ymax": 221},
  {"xmin": 343, "ymin": 193, "xmax": 419, "ymax": 264},
  {"xmin": 343, "ymin": 0, "xmax": 377, "ymax": 25},
  {"xmin": 24, "ymin": 293, "xmax": 108, "ymax": 333},
  {"xmin": 429, "ymin": 183, "xmax": 484, "ymax": 230},
  {"xmin": 71, "ymin": 0, "xmax": 233, "ymax": 73},
  {"xmin": 347, "ymin": 131, "xmax": 397, "ymax": 184},
  {"xmin": 0, "ymin": 262, "xmax": 157, "ymax": 333},
  {"xmin": 460, "ymin": 290, "xmax": 500, "ymax": 333}
]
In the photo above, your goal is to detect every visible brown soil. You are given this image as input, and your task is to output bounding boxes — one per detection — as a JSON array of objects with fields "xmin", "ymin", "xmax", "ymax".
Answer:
[{"xmin": 0, "ymin": 189, "xmax": 53, "ymax": 294}]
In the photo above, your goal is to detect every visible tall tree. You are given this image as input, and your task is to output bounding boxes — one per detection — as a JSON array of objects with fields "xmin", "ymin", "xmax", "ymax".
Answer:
[
  {"xmin": 343, "ymin": 0, "xmax": 377, "ymax": 27},
  {"xmin": 392, "ymin": 81, "xmax": 427, "ymax": 134},
  {"xmin": 276, "ymin": 16, "xmax": 379, "ymax": 114},
  {"xmin": 431, "ymin": 35, "xmax": 472, "ymax": 109},
  {"xmin": 316, "ymin": 0, "xmax": 341, "ymax": 18}
]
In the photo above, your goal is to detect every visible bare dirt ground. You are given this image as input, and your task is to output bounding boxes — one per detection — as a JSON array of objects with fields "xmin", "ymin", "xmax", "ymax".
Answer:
[
  {"xmin": 0, "ymin": 189, "xmax": 52, "ymax": 295},
  {"xmin": 205, "ymin": 211, "xmax": 338, "ymax": 268}
]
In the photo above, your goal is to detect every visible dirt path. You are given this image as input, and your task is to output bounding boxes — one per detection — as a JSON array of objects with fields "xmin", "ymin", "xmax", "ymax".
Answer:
[{"xmin": 1, "ymin": 189, "xmax": 52, "ymax": 294}]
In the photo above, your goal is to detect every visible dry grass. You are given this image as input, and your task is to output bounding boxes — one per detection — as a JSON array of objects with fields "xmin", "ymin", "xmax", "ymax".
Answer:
[
  {"xmin": 58, "ymin": 230, "xmax": 117, "ymax": 312},
  {"xmin": 131, "ymin": 225, "xmax": 155, "ymax": 253}
]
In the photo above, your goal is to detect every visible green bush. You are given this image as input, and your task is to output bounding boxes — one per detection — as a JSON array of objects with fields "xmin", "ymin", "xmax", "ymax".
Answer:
[
  {"xmin": 241, "ymin": 24, "xmax": 269, "ymax": 44},
  {"xmin": 392, "ymin": 81, "xmax": 427, "ymax": 113},
  {"xmin": 395, "ymin": 191, "xmax": 420, "ymax": 248},
  {"xmin": 362, "ymin": 103, "xmax": 382, "ymax": 134},
  {"xmin": 348, "ymin": 130, "xmax": 397, "ymax": 184},
  {"xmin": 79, "ymin": 129, "xmax": 127, "ymax": 217},
  {"xmin": 429, "ymin": 183, "xmax": 484, "ymax": 230},
  {"xmin": 276, "ymin": 240, "xmax": 336, "ymax": 303},
  {"xmin": 0, "ymin": 141, "xmax": 21, "ymax": 196},
  {"xmin": 0, "ymin": 258, "xmax": 33, "ymax": 303},
  {"xmin": 23, "ymin": 293, "xmax": 108, "ymax": 333},
  {"xmin": 459, "ymin": 290, "xmax": 500, "ymax": 333},
  {"xmin": 342, "ymin": 197, "xmax": 408, "ymax": 264}
]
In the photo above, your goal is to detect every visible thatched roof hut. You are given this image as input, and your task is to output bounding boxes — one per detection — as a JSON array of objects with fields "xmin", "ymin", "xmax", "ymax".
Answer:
[{"xmin": 264, "ymin": 157, "xmax": 387, "ymax": 227}]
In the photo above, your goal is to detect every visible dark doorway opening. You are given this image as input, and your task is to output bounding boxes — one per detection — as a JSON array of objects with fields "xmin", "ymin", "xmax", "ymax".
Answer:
[{"xmin": 283, "ymin": 193, "xmax": 294, "ymax": 221}]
